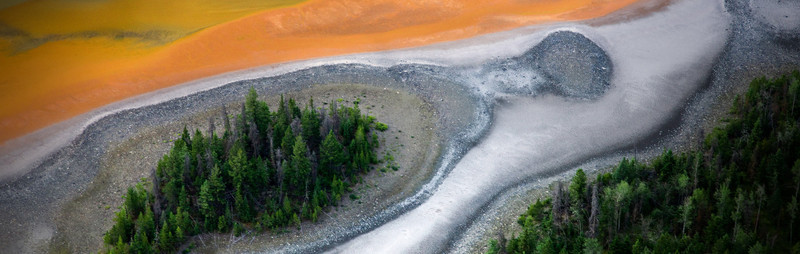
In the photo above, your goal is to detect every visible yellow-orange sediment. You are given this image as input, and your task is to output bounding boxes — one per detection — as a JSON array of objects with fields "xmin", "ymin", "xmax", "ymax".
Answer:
[{"xmin": 0, "ymin": 0, "xmax": 639, "ymax": 144}]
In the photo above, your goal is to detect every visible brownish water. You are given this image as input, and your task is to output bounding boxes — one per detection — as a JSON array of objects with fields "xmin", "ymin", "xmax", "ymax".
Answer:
[{"xmin": 0, "ymin": 0, "xmax": 639, "ymax": 144}]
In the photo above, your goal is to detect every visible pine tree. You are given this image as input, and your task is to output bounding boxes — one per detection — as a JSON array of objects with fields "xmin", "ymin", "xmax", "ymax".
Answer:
[
  {"xmin": 191, "ymin": 129, "xmax": 206, "ymax": 180},
  {"xmin": 292, "ymin": 135, "xmax": 311, "ymax": 198},
  {"xmin": 281, "ymin": 128, "xmax": 295, "ymax": 158},
  {"xmin": 124, "ymin": 185, "xmax": 144, "ymax": 220},
  {"xmin": 255, "ymin": 101, "xmax": 271, "ymax": 150},
  {"xmin": 178, "ymin": 186, "xmax": 189, "ymax": 212},
  {"xmin": 245, "ymin": 87, "xmax": 259, "ymax": 123},
  {"xmin": 228, "ymin": 147, "xmax": 253, "ymax": 221},
  {"xmin": 217, "ymin": 215, "xmax": 226, "ymax": 232},
  {"xmin": 101, "ymin": 93, "xmax": 387, "ymax": 253},
  {"xmin": 320, "ymin": 131, "xmax": 345, "ymax": 183},
  {"xmin": 157, "ymin": 221, "xmax": 172, "ymax": 252},
  {"xmin": 112, "ymin": 207, "xmax": 134, "ymax": 244},
  {"xmin": 135, "ymin": 210, "xmax": 156, "ymax": 244},
  {"xmin": 130, "ymin": 229, "xmax": 152, "ymax": 254},
  {"xmin": 569, "ymin": 169, "xmax": 587, "ymax": 231},
  {"xmin": 235, "ymin": 187, "xmax": 252, "ymax": 222},
  {"xmin": 198, "ymin": 165, "xmax": 224, "ymax": 219},
  {"xmin": 288, "ymin": 98, "xmax": 301, "ymax": 119},
  {"xmin": 301, "ymin": 97, "xmax": 321, "ymax": 150},
  {"xmin": 111, "ymin": 236, "xmax": 129, "ymax": 254},
  {"xmin": 175, "ymin": 226, "xmax": 184, "ymax": 244},
  {"xmin": 181, "ymin": 126, "xmax": 192, "ymax": 150}
]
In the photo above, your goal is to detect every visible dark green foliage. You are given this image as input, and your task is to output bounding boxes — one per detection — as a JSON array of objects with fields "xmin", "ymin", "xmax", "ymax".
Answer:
[
  {"xmin": 281, "ymin": 127, "xmax": 295, "ymax": 158},
  {"xmin": 101, "ymin": 90, "xmax": 385, "ymax": 253},
  {"xmin": 487, "ymin": 239, "xmax": 500, "ymax": 254},
  {"xmin": 321, "ymin": 131, "xmax": 346, "ymax": 186},
  {"xmin": 104, "ymin": 185, "xmax": 155, "ymax": 254},
  {"xmin": 301, "ymin": 97, "xmax": 321, "ymax": 149},
  {"xmin": 233, "ymin": 222, "xmax": 244, "ymax": 237},
  {"xmin": 496, "ymin": 71, "xmax": 800, "ymax": 253},
  {"xmin": 289, "ymin": 135, "xmax": 311, "ymax": 198},
  {"xmin": 104, "ymin": 183, "xmax": 152, "ymax": 248},
  {"xmin": 375, "ymin": 122, "xmax": 388, "ymax": 132}
]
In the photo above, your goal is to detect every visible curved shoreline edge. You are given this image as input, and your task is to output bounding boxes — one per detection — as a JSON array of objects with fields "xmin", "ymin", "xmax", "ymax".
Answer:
[
  {"xmin": 4, "ymin": 0, "xmax": 795, "ymax": 252},
  {"xmin": 0, "ymin": 0, "xmax": 674, "ymax": 184},
  {"xmin": 448, "ymin": 0, "xmax": 800, "ymax": 251},
  {"xmin": 0, "ymin": 50, "xmax": 491, "ymax": 253},
  {"xmin": 0, "ymin": 0, "xmax": 644, "ymax": 145}
]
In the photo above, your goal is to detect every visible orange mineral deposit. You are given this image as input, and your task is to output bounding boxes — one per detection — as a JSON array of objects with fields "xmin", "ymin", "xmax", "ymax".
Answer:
[{"xmin": 0, "ymin": 0, "xmax": 640, "ymax": 144}]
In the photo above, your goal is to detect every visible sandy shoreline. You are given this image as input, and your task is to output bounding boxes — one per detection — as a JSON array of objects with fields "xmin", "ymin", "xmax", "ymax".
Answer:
[
  {"xmin": 1, "ymin": 0, "xmax": 798, "ymax": 253},
  {"xmin": 451, "ymin": 0, "xmax": 800, "ymax": 251},
  {"xmin": 0, "ymin": 0, "xmax": 678, "ymax": 184},
  {"xmin": 330, "ymin": 0, "xmax": 732, "ymax": 252},
  {"xmin": 50, "ymin": 84, "xmax": 443, "ymax": 253},
  {"xmin": 0, "ymin": 54, "xmax": 487, "ymax": 253}
]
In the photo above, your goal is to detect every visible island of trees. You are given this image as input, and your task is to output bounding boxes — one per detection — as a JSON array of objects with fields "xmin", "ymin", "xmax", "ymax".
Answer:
[
  {"xmin": 490, "ymin": 71, "xmax": 800, "ymax": 253},
  {"xmin": 101, "ymin": 87, "xmax": 386, "ymax": 253}
]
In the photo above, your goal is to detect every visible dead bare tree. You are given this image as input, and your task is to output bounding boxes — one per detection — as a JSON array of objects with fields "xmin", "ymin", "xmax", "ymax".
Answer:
[
  {"xmin": 222, "ymin": 105, "xmax": 231, "ymax": 134},
  {"xmin": 327, "ymin": 101, "xmax": 340, "ymax": 136},
  {"xmin": 552, "ymin": 182, "xmax": 568, "ymax": 228},
  {"xmin": 276, "ymin": 158, "xmax": 286, "ymax": 203},
  {"xmin": 290, "ymin": 118, "xmax": 302, "ymax": 137},
  {"xmin": 318, "ymin": 107, "xmax": 330, "ymax": 136},
  {"xmin": 588, "ymin": 183, "xmax": 599, "ymax": 238},
  {"xmin": 151, "ymin": 167, "xmax": 162, "ymax": 221},
  {"xmin": 183, "ymin": 155, "xmax": 192, "ymax": 185},
  {"xmin": 222, "ymin": 105, "xmax": 233, "ymax": 155},
  {"xmin": 248, "ymin": 122, "xmax": 261, "ymax": 158},
  {"xmin": 198, "ymin": 234, "xmax": 206, "ymax": 247},
  {"xmin": 303, "ymin": 144, "xmax": 313, "ymax": 201},
  {"xmin": 310, "ymin": 151, "xmax": 319, "ymax": 194},
  {"xmin": 232, "ymin": 102, "xmax": 246, "ymax": 142},
  {"xmin": 205, "ymin": 147, "xmax": 215, "ymax": 173},
  {"xmin": 268, "ymin": 127, "xmax": 276, "ymax": 168},
  {"xmin": 496, "ymin": 231, "xmax": 507, "ymax": 254},
  {"xmin": 208, "ymin": 117, "xmax": 216, "ymax": 137},
  {"xmin": 196, "ymin": 154, "xmax": 205, "ymax": 179}
]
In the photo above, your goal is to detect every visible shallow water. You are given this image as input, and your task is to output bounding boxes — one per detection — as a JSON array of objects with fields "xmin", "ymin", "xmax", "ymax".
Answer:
[
  {"xmin": 0, "ymin": 0, "xmax": 307, "ymax": 142},
  {"xmin": 0, "ymin": 0, "xmax": 305, "ymax": 36},
  {"xmin": 330, "ymin": 0, "xmax": 731, "ymax": 252},
  {"xmin": 0, "ymin": 0, "xmax": 640, "ymax": 144}
]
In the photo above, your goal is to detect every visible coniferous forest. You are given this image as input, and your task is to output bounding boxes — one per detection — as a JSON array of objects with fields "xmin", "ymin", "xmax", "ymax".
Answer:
[
  {"xmin": 101, "ymin": 87, "xmax": 384, "ymax": 253},
  {"xmin": 490, "ymin": 71, "xmax": 800, "ymax": 253}
]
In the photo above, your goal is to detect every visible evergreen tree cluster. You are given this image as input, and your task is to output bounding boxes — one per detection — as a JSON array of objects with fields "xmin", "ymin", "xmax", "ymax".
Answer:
[
  {"xmin": 491, "ymin": 71, "xmax": 800, "ymax": 253},
  {"xmin": 102, "ymin": 87, "xmax": 383, "ymax": 253}
]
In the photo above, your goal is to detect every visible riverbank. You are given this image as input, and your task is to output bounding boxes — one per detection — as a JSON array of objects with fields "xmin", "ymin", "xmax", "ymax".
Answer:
[
  {"xmin": 330, "ymin": 0, "xmax": 734, "ymax": 251},
  {"xmin": 451, "ymin": 0, "xmax": 800, "ymax": 250}
]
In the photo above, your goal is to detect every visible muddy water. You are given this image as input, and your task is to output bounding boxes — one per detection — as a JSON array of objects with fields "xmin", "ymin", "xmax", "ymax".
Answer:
[
  {"xmin": 0, "ymin": 0, "xmax": 307, "ymax": 143},
  {"xmin": 0, "ymin": 0, "xmax": 640, "ymax": 144}
]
